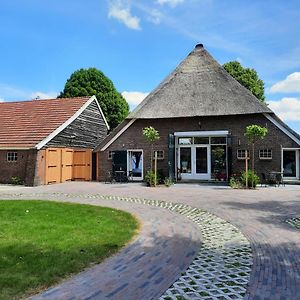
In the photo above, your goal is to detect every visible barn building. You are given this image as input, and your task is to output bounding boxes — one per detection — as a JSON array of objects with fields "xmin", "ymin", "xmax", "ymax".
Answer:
[
  {"xmin": 96, "ymin": 44, "xmax": 300, "ymax": 183},
  {"xmin": 0, "ymin": 96, "xmax": 108, "ymax": 186}
]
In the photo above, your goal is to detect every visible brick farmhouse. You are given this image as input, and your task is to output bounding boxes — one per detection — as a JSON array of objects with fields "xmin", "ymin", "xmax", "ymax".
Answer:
[
  {"xmin": 0, "ymin": 96, "xmax": 108, "ymax": 185},
  {"xmin": 96, "ymin": 44, "xmax": 300, "ymax": 183}
]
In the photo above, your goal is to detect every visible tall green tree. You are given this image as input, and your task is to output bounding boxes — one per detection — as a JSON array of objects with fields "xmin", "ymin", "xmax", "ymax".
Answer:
[
  {"xmin": 223, "ymin": 61, "xmax": 265, "ymax": 102},
  {"xmin": 59, "ymin": 68, "xmax": 129, "ymax": 129}
]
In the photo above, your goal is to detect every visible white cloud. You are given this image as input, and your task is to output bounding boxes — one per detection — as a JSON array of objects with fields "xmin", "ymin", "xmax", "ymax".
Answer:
[
  {"xmin": 268, "ymin": 97, "xmax": 300, "ymax": 121},
  {"xmin": 0, "ymin": 98, "xmax": 4, "ymax": 102},
  {"xmin": 122, "ymin": 91, "xmax": 148, "ymax": 108},
  {"xmin": 270, "ymin": 72, "xmax": 300, "ymax": 93},
  {"xmin": 108, "ymin": 1, "xmax": 141, "ymax": 30},
  {"xmin": 156, "ymin": 0, "xmax": 185, "ymax": 7},
  {"xmin": 30, "ymin": 91, "xmax": 58, "ymax": 100},
  {"xmin": 147, "ymin": 9, "xmax": 163, "ymax": 25}
]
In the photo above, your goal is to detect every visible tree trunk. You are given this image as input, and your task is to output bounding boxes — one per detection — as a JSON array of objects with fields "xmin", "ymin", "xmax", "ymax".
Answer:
[
  {"xmin": 150, "ymin": 143, "xmax": 153, "ymax": 172},
  {"xmin": 252, "ymin": 143, "xmax": 255, "ymax": 188},
  {"xmin": 154, "ymin": 151, "xmax": 157, "ymax": 187},
  {"xmin": 245, "ymin": 150, "xmax": 248, "ymax": 188}
]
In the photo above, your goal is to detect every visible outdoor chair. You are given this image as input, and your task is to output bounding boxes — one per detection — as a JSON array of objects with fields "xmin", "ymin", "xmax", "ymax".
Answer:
[
  {"xmin": 260, "ymin": 173, "xmax": 267, "ymax": 187},
  {"xmin": 127, "ymin": 171, "xmax": 134, "ymax": 182},
  {"xmin": 104, "ymin": 171, "xmax": 115, "ymax": 184},
  {"xmin": 275, "ymin": 173, "xmax": 285, "ymax": 187},
  {"xmin": 114, "ymin": 170, "xmax": 129, "ymax": 183}
]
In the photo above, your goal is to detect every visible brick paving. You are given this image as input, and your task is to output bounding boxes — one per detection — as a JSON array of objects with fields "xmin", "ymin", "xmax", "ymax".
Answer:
[{"xmin": 1, "ymin": 182, "xmax": 300, "ymax": 299}]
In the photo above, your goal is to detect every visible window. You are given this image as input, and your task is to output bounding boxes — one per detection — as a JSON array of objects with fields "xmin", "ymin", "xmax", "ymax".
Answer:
[
  {"xmin": 237, "ymin": 149, "xmax": 250, "ymax": 160},
  {"xmin": 178, "ymin": 137, "xmax": 192, "ymax": 145},
  {"xmin": 211, "ymin": 137, "xmax": 227, "ymax": 145},
  {"xmin": 211, "ymin": 145, "xmax": 226, "ymax": 176},
  {"xmin": 153, "ymin": 150, "xmax": 164, "ymax": 160},
  {"xmin": 108, "ymin": 151, "xmax": 114, "ymax": 160},
  {"xmin": 7, "ymin": 152, "xmax": 18, "ymax": 162},
  {"xmin": 194, "ymin": 137, "xmax": 209, "ymax": 144},
  {"xmin": 259, "ymin": 149, "xmax": 272, "ymax": 160}
]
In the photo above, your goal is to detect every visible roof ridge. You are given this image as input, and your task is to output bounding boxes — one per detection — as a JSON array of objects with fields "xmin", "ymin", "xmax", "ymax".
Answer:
[{"xmin": 0, "ymin": 96, "xmax": 90, "ymax": 104}]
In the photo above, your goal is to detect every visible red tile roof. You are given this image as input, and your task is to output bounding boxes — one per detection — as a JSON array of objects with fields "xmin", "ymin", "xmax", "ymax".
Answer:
[{"xmin": 0, "ymin": 97, "xmax": 90, "ymax": 148}]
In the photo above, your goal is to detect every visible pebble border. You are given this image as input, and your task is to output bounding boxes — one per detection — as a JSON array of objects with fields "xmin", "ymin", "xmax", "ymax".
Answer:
[
  {"xmin": 2, "ymin": 193, "xmax": 253, "ymax": 300},
  {"xmin": 285, "ymin": 217, "xmax": 300, "ymax": 229}
]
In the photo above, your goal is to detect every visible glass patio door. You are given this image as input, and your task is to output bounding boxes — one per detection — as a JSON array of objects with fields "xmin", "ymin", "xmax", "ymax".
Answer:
[
  {"xmin": 179, "ymin": 146, "xmax": 210, "ymax": 179},
  {"xmin": 195, "ymin": 146, "xmax": 208, "ymax": 174},
  {"xmin": 283, "ymin": 150, "xmax": 299, "ymax": 179},
  {"xmin": 180, "ymin": 147, "xmax": 192, "ymax": 175},
  {"xmin": 127, "ymin": 150, "xmax": 143, "ymax": 180}
]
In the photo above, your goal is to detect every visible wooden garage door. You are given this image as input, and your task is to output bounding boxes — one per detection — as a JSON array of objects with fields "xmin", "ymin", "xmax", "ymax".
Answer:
[
  {"xmin": 73, "ymin": 149, "xmax": 92, "ymax": 181},
  {"xmin": 45, "ymin": 148, "xmax": 62, "ymax": 184},
  {"xmin": 61, "ymin": 148, "xmax": 73, "ymax": 182},
  {"xmin": 45, "ymin": 148, "xmax": 91, "ymax": 184}
]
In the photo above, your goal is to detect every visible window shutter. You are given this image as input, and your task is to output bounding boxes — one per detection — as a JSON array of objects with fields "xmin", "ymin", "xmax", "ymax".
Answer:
[{"xmin": 168, "ymin": 134, "xmax": 175, "ymax": 180}]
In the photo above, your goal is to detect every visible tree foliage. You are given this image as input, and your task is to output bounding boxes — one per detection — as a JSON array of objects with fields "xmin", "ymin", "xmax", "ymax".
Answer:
[
  {"xmin": 223, "ymin": 61, "xmax": 265, "ymax": 102},
  {"xmin": 245, "ymin": 125, "xmax": 268, "ymax": 144},
  {"xmin": 142, "ymin": 126, "xmax": 160, "ymax": 144},
  {"xmin": 59, "ymin": 68, "xmax": 129, "ymax": 129}
]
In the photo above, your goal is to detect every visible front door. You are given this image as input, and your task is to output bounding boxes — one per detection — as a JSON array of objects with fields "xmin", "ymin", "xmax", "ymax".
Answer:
[
  {"xmin": 195, "ymin": 146, "xmax": 208, "ymax": 175},
  {"xmin": 127, "ymin": 150, "xmax": 143, "ymax": 180},
  {"xmin": 283, "ymin": 150, "xmax": 299, "ymax": 179},
  {"xmin": 179, "ymin": 146, "xmax": 210, "ymax": 180}
]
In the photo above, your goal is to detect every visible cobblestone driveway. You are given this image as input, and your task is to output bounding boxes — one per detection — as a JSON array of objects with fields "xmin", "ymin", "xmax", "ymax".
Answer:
[{"xmin": 1, "ymin": 182, "xmax": 299, "ymax": 300}]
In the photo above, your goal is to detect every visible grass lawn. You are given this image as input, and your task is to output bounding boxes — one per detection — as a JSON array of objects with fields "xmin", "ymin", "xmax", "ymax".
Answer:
[{"xmin": 0, "ymin": 200, "xmax": 139, "ymax": 299}]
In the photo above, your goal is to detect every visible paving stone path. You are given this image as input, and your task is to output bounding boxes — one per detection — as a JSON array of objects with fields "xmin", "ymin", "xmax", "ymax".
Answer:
[
  {"xmin": 1, "ymin": 194, "xmax": 201, "ymax": 300},
  {"xmin": 1, "ymin": 182, "xmax": 300, "ymax": 300},
  {"xmin": 1, "ymin": 192, "xmax": 252, "ymax": 300}
]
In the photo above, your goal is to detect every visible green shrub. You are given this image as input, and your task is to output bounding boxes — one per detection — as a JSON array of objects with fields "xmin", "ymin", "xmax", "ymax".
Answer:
[
  {"xmin": 164, "ymin": 177, "xmax": 173, "ymax": 187},
  {"xmin": 157, "ymin": 169, "xmax": 166, "ymax": 184},
  {"xmin": 11, "ymin": 176, "xmax": 23, "ymax": 185},
  {"xmin": 229, "ymin": 171, "xmax": 260, "ymax": 189},
  {"xmin": 229, "ymin": 174, "xmax": 243, "ymax": 189},
  {"xmin": 241, "ymin": 170, "xmax": 260, "ymax": 188},
  {"xmin": 144, "ymin": 171, "xmax": 159, "ymax": 187}
]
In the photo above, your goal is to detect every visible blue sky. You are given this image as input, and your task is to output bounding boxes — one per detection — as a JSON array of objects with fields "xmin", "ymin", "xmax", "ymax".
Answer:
[{"xmin": 0, "ymin": 0, "xmax": 300, "ymax": 132}]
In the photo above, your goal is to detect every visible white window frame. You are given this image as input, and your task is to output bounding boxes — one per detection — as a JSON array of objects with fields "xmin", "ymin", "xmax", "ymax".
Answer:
[
  {"xmin": 153, "ymin": 150, "xmax": 164, "ymax": 160},
  {"xmin": 178, "ymin": 144, "xmax": 211, "ymax": 180},
  {"xmin": 237, "ymin": 149, "xmax": 250, "ymax": 160},
  {"xmin": 127, "ymin": 149, "xmax": 144, "ymax": 181},
  {"xmin": 281, "ymin": 148, "xmax": 300, "ymax": 180},
  {"xmin": 108, "ymin": 151, "xmax": 114, "ymax": 160},
  {"xmin": 259, "ymin": 149, "xmax": 272, "ymax": 160},
  {"xmin": 7, "ymin": 152, "xmax": 18, "ymax": 162}
]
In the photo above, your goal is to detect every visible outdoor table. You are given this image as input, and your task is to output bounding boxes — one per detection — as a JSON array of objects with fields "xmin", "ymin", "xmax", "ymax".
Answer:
[
  {"xmin": 114, "ymin": 170, "xmax": 127, "ymax": 183},
  {"xmin": 269, "ymin": 171, "xmax": 284, "ymax": 186}
]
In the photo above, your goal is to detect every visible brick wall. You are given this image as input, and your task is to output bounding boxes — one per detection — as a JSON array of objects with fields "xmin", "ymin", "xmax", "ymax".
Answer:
[
  {"xmin": 98, "ymin": 114, "xmax": 299, "ymax": 181},
  {"xmin": 25, "ymin": 149, "xmax": 38, "ymax": 186},
  {"xmin": 0, "ymin": 149, "xmax": 38, "ymax": 186}
]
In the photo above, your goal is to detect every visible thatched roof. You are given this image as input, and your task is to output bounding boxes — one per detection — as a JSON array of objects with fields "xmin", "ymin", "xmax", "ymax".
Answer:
[{"xmin": 128, "ymin": 44, "xmax": 271, "ymax": 119}]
